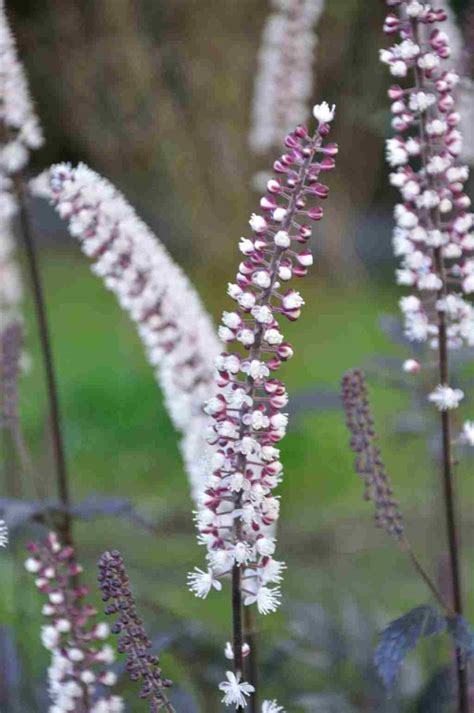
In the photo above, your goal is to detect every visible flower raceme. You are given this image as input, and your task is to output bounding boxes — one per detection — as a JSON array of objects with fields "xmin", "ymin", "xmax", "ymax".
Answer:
[
  {"xmin": 97, "ymin": 550, "xmax": 175, "ymax": 713},
  {"xmin": 249, "ymin": 0, "xmax": 326, "ymax": 154},
  {"xmin": 25, "ymin": 533, "xmax": 123, "ymax": 713},
  {"xmin": 189, "ymin": 102, "xmax": 337, "ymax": 616},
  {"xmin": 47, "ymin": 163, "xmax": 220, "ymax": 502},
  {"xmin": 0, "ymin": 1, "xmax": 43, "ymax": 331},
  {"xmin": 380, "ymin": 0, "xmax": 474, "ymax": 415}
]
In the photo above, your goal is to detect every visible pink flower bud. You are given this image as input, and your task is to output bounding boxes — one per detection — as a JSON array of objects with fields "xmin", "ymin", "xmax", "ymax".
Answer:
[{"xmin": 403, "ymin": 359, "xmax": 421, "ymax": 374}]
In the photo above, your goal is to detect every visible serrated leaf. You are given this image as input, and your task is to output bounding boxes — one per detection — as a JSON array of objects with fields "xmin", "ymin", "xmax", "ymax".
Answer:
[
  {"xmin": 375, "ymin": 606, "xmax": 446, "ymax": 688},
  {"xmin": 446, "ymin": 615, "xmax": 474, "ymax": 659}
]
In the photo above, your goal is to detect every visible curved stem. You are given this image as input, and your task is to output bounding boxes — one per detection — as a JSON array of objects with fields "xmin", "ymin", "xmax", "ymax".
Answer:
[{"xmin": 13, "ymin": 175, "xmax": 73, "ymax": 547}]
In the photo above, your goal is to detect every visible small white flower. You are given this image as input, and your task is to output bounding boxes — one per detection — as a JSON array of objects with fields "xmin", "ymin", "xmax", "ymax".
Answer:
[
  {"xmin": 251, "ymin": 305, "xmax": 273, "ymax": 324},
  {"xmin": 252, "ymin": 271, "xmax": 271, "ymax": 289},
  {"xmin": 312, "ymin": 101, "xmax": 336, "ymax": 124},
  {"xmin": 462, "ymin": 421, "xmax": 474, "ymax": 446},
  {"xmin": 273, "ymin": 207, "xmax": 287, "ymax": 222},
  {"xmin": 49, "ymin": 592, "xmax": 64, "ymax": 605},
  {"xmin": 428, "ymin": 385, "xmax": 464, "ymax": 411},
  {"xmin": 391, "ymin": 60, "xmax": 407, "ymax": 77},
  {"xmin": 219, "ymin": 671, "xmax": 255, "ymax": 707},
  {"xmin": 68, "ymin": 647, "xmax": 85, "ymax": 662},
  {"xmin": 245, "ymin": 586, "xmax": 281, "ymax": 614},
  {"xmin": 264, "ymin": 328, "xmax": 283, "ymax": 345},
  {"xmin": 402, "ymin": 359, "xmax": 420, "ymax": 374},
  {"xmin": 249, "ymin": 213, "xmax": 267, "ymax": 233},
  {"xmin": 55, "ymin": 618, "xmax": 71, "ymax": 633},
  {"xmin": 187, "ymin": 567, "xmax": 222, "ymax": 598},
  {"xmin": 274, "ymin": 230, "xmax": 290, "ymax": 248},
  {"xmin": 222, "ymin": 311, "xmax": 241, "ymax": 330},
  {"xmin": 239, "ymin": 238, "xmax": 254, "ymax": 255},
  {"xmin": 282, "ymin": 291, "xmax": 304, "ymax": 310},
  {"xmin": 256, "ymin": 536, "xmax": 276, "ymax": 556},
  {"xmin": 95, "ymin": 644, "xmax": 115, "ymax": 664},
  {"xmin": 242, "ymin": 359, "xmax": 270, "ymax": 380},
  {"xmin": 25, "ymin": 557, "xmax": 40, "ymax": 572},
  {"xmin": 81, "ymin": 670, "xmax": 96, "ymax": 684},
  {"xmin": 94, "ymin": 622, "xmax": 110, "ymax": 639},
  {"xmin": 101, "ymin": 671, "xmax": 118, "ymax": 686},
  {"xmin": 41, "ymin": 625, "xmax": 60, "ymax": 651},
  {"xmin": 262, "ymin": 701, "xmax": 285, "ymax": 713}
]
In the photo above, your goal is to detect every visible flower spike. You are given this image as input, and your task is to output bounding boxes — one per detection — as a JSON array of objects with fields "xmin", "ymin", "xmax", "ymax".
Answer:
[
  {"xmin": 191, "ymin": 104, "xmax": 338, "ymax": 617},
  {"xmin": 48, "ymin": 163, "xmax": 220, "ymax": 501}
]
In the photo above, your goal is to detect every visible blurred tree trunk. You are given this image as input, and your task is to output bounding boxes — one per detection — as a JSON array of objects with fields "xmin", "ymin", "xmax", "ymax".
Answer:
[{"xmin": 11, "ymin": 0, "xmax": 388, "ymax": 282}]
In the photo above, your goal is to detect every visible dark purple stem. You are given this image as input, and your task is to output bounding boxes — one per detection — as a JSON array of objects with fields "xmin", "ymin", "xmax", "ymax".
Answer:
[
  {"xmin": 410, "ymin": 18, "xmax": 469, "ymax": 712},
  {"xmin": 13, "ymin": 175, "xmax": 73, "ymax": 547}
]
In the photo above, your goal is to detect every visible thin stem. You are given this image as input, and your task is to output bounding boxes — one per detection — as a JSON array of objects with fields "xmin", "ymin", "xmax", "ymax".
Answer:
[
  {"xmin": 410, "ymin": 18, "xmax": 469, "ymax": 712},
  {"xmin": 401, "ymin": 537, "xmax": 450, "ymax": 612},
  {"xmin": 13, "ymin": 175, "xmax": 73, "ymax": 547},
  {"xmin": 232, "ymin": 563, "xmax": 244, "ymax": 712},
  {"xmin": 244, "ymin": 606, "xmax": 258, "ymax": 713}
]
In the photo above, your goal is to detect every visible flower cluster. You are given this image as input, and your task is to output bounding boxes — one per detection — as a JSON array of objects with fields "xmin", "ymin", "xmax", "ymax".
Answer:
[
  {"xmin": 25, "ymin": 532, "xmax": 123, "ymax": 713},
  {"xmin": 341, "ymin": 369, "xmax": 404, "ymax": 540},
  {"xmin": 97, "ymin": 550, "xmax": 175, "ymax": 713},
  {"xmin": 380, "ymin": 0, "xmax": 474, "ymax": 411},
  {"xmin": 48, "ymin": 163, "xmax": 220, "ymax": 501},
  {"xmin": 0, "ymin": 319, "xmax": 22, "ymax": 430},
  {"xmin": 0, "ymin": 2, "xmax": 42, "ymax": 330},
  {"xmin": 189, "ymin": 103, "xmax": 337, "ymax": 614},
  {"xmin": 0, "ymin": 1, "xmax": 43, "ymax": 169},
  {"xmin": 249, "ymin": 0, "xmax": 326, "ymax": 154}
]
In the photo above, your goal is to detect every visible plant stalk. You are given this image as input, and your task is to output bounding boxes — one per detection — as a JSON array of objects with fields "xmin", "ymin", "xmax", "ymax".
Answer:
[
  {"xmin": 244, "ymin": 606, "xmax": 259, "ymax": 713},
  {"xmin": 409, "ymin": 17, "xmax": 469, "ymax": 708},
  {"xmin": 13, "ymin": 174, "xmax": 73, "ymax": 547}
]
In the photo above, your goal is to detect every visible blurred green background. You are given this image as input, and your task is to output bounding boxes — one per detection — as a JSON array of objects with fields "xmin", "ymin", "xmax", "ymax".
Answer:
[{"xmin": 1, "ymin": 1, "xmax": 474, "ymax": 711}]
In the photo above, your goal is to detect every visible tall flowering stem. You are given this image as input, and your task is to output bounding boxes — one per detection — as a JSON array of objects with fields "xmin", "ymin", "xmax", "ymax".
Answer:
[
  {"xmin": 48, "ymin": 163, "xmax": 220, "ymax": 503},
  {"xmin": 341, "ymin": 368, "xmax": 448, "ymax": 609},
  {"xmin": 97, "ymin": 550, "xmax": 176, "ymax": 713},
  {"xmin": 380, "ymin": 2, "xmax": 473, "ymax": 708},
  {"xmin": 341, "ymin": 369, "xmax": 404, "ymax": 540},
  {"xmin": 25, "ymin": 532, "xmax": 123, "ymax": 713},
  {"xmin": 189, "ymin": 102, "xmax": 337, "ymax": 709},
  {"xmin": 0, "ymin": 0, "xmax": 43, "ymax": 334},
  {"xmin": 249, "ymin": 0, "xmax": 326, "ymax": 154},
  {"xmin": 0, "ymin": 3, "xmax": 74, "ymax": 544}
]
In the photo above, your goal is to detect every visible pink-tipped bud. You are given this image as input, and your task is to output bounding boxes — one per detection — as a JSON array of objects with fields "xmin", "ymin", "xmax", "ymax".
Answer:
[
  {"xmin": 307, "ymin": 206, "xmax": 324, "ymax": 221},
  {"xmin": 277, "ymin": 343, "xmax": 294, "ymax": 360},
  {"xmin": 388, "ymin": 85, "xmax": 404, "ymax": 100},
  {"xmin": 447, "ymin": 111, "xmax": 460, "ymax": 127},
  {"xmin": 260, "ymin": 195, "xmax": 276, "ymax": 210},
  {"xmin": 273, "ymin": 160, "xmax": 287, "ymax": 173},
  {"xmin": 297, "ymin": 249, "xmax": 313, "ymax": 267},
  {"xmin": 402, "ymin": 359, "xmax": 421, "ymax": 374},
  {"xmin": 383, "ymin": 14, "xmax": 400, "ymax": 33},
  {"xmin": 309, "ymin": 182, "xmax": 329, "ymax": 199},
  {"xmin": 284, "ymin": 133, "xmax": 300, "ymax": 149},
  {"xmin": 295, "ymin": 124, "xmax": 308, "ymax": 138},
  {"xmin": 293, "ymin": 264, "xmax": 308, "ymax": 277},
  {"xmin": 267, "ymin": 356, "xmax": 282, "ymax": 371},
  {"xmin": 319, "ymin": 157, "xmax": 336, "ymax": 171},
  {"xmin": 320, "ymin": 142, "xmax": 339, "ymax": 157},
  {"xmin": 267, "ymin": 179, "xmax": 282, "ymax": 194}
]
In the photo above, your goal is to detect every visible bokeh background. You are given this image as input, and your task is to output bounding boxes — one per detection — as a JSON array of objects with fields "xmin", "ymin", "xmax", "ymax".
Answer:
[{"xmin": 1, "ymin": 1, "xmax": 474, "ymax": 711}]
